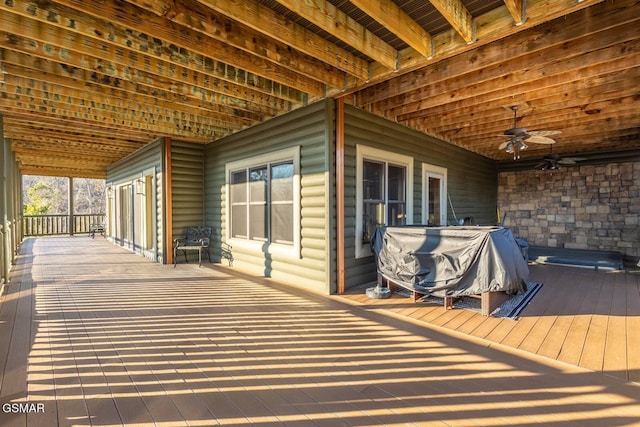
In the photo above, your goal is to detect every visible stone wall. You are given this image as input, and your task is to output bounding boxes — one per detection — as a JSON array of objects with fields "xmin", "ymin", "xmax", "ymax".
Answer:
[{"xmin": 498, "ymin": 161, "xmax": 640, "ymax": 262}]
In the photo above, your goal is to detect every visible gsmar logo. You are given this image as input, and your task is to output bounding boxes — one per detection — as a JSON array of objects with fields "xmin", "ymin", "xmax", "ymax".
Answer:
[{"xmin": 2, "ymin": 402, "xmax": 45, "ymax": 413}]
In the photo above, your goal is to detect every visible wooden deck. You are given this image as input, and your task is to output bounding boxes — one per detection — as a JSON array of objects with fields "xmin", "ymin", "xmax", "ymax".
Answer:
[
  {"xmin": 1, "ymin": 236, "xmax": 639, "ymax": 426},
  {"xmin": 338, "ymin": 263, "xmax": 640, "ymax": 385}
]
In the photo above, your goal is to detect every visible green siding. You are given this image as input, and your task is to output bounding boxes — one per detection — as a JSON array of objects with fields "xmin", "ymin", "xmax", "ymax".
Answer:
[
  {"xmin": 342, "ymin": 105, "xmax": 498, "ymax": 289},
  {"xmin": 205, "ymin": 100, "xmax": 333, "ymax": 293},
  {"xmin": 106, "ymin": 139, "xmax": 165, "ymax": 262},
  {"xmin": 171, "ymin": 141, "xmax": 205, "ymax": 232},
  {"xmin": 171, "ymin": 141, "xmax": 206, "ymax": 263}
]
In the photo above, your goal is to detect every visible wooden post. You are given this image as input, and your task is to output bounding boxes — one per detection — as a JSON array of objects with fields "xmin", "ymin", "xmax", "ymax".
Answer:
[
  {"xmin": 0, "ymin": 115, "xmax": 7, "ymax": 284},
  {"xmin": 164, "ymin": 137, "xmax": 173, "ymax": 265},
  {"xmin": 68, "ymin": 177, "xmax": 74, "ymax": 235},
  {"xmin": 336, "ymin": 98, "xmax": 345, "ymax": 294}
]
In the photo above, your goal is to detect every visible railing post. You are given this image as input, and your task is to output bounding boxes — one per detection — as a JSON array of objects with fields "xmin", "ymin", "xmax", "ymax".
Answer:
[{"xmin": 69, "ymin": 177, "xmax": 74, "ymax": 236}]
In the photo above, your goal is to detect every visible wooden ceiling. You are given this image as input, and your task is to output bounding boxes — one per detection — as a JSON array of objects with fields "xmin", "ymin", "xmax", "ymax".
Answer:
[{"xmin": 0, "ymin": 0, "xmax": 638, "ymax": 178}]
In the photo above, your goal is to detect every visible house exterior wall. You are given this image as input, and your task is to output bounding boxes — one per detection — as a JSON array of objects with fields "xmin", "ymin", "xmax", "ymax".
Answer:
[
  {"xmin": 170, "ymin": 141, "xmax": 205, "ymax": 256},
  {"xmin": 204, "ymin": 100, "xmax": 335, "ymax": 294},
  {"xmin": 498, "ymin": 161, "xmax": 640, "ymax": 262},
  {"xmin": 106, "ymin": 138, "xmax": 165, "ymax": 262},
  {"xmin": 342, "ymin": 105, "xmax": 498, "ymax": 289}
]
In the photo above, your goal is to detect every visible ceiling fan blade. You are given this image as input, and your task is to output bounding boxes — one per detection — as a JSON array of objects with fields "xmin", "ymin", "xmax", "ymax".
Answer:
[
  {"xmin": 527, "ymin": 135, "xmax": 556, "ymax": 144},
  {"xmin": 498, "ymin": 141, "xmax": 511, "ymax": 150},
  {"xmin": 534, "ymin": 162, "xmax": 548, "ymax": 170},
  {"xmin": 529, "ymin": 130, "xmax": 561, "ymax": 137},
  {"xmin": 558, "ymin": 157, "xmax": 587, "ymax": 164}
]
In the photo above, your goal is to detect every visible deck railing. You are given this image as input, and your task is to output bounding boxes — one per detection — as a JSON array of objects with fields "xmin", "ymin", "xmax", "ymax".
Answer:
[{"xmin": 24, "ymin": 214, "xmax": 106, "ymax": 236}]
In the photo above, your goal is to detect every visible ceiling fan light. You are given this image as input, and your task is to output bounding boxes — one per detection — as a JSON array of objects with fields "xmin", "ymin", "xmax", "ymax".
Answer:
[
  {"xmin": 517, "ymin": 140, "xmax": 528, "ymax": 151},
  {"xmin": 505, "ymin": 141, "xmax": 514, "ymax": 153}
]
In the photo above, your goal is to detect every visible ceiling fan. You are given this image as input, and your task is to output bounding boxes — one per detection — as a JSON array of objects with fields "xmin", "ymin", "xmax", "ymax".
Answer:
[
  {"xmin": 535, "ymin": 147, "xmax": 586, "ymax": 170},
  {"xmin": 499, "ymin": 106, "xmax": 561, "ymax": 159}
]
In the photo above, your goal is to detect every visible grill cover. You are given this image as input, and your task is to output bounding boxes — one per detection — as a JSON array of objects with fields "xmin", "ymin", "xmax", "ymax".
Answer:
[{"xmin": 371, "ymin": 226, "xmax": 529, "ymax": 297}]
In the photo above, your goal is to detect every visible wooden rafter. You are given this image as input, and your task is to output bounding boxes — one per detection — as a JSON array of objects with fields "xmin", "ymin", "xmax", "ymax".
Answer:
[
  {"xmin": 350, "ymin": 0, "xmax": 604, "ymax": 95},
  {"xmin": 357, "ymin": 0, "xmax": 629, "ymax": 108},
  {"xmin": 503, "ymin": 0, "xmax": 526, "ymax": 25},
  {"xmin": 3, "ymin": 78, "xmax": 246, "ymax": 133},
  {"xmin": 0, "ymin": 4, "xmax": 315, "ymax": 101},
  {"xmin": 0, "ymin": 103, "xmax": 212, "ymax": 143},
  {"xmin": 349, "ymin": 0, "xmax": 432, "ymax": 58},
  {"xmin": 0, "ymin": 89, "xmax": 229, "ymax": 137},
  {"xmin": 194, "ymin": 0, "xmax": 371, "ymax": 81},
  {"xmin": 123, "ymin": 0, "xmax": 347, "ymax": 89},
  {"xmin": 272, "ymin": 0, "xmax": 398, "ymax": 70},
  {"xmin": 0, "ymin": 50, "xmax": 286, "ymax": 119},
  {"xmin": 4, "ymin": 116, "xmax": 152, "ymax": 145},
  {"xmin": 427, "ymin": 0, "xmax": 474, "ymax": 43}
]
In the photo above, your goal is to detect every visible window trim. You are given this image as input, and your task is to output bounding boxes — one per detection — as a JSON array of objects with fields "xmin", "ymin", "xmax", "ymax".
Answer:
[
  {"xmin": 356, "ymin": 145, "xmax": 414, "ymax": 258},
  {"xmin": 225, "ymin": 147, "xmax": 301, "ymax": 259},
  {"xmin": 422, "ymin": 163, "xmax": 448, "ymax": 226}
]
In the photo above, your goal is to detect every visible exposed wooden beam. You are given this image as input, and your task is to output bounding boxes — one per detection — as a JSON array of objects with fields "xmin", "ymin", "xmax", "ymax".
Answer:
[
  {"xmin": 6, "ymin": 131, "xmax": 143, "ymax": 153},
  {"xmin": 0, "ymin": 8, "xmax": 312, "ymax": 103},
  {"xmin": 0, "ymin": 101, "xmax": 213, "ymax": 143},
  {"xmin": 0, "ymin": 49, "xmax": 286, "ymax": 118},
  {"xmin": 4, "ymin": 116, "xmax": 152, "ymax": 145},
  {"xmin": 19, "ymin": 166, "xmax": 106, "ymax": 179},
  {"xmin": 427, "ymin": 0, "xmax": 474, "ymax": 43},
  {"xmin": 15, "ymin": 152, "xmax": 114, "ymax": 169},
  {"xmin": 2, "ymin": 0, "xmax": 323, "ymax": 98},
  {"xmin": 272, "ymin": 0, "xmax": 398, "ymax": 70},
  {"xmin": 412, "ymin": 74, "xmax": 640, "ymax": 134},
  {"xmin": 195, "ymin": 0, "xmax": 370, "ymax": 81},
  {"xmin": 343, "ymin": 0, "xmax": 605, "ymax": 96},
  {"xmin": 2, "ymin": 79, "xmax": 244, "ymax": 134},
  {"xmin": 124, "ymin": 0, "xmax": 347, "ymax": 89},
  {"xmin": 395, "ymin": 36, "xmax": 639, "ymax": 123},
  {"xmin": 349, "ymin": 0, "xmax": 432, "ymax": 58},
  {"xmin": 435, "ymin": 96, "xmax": 640, "ymax": 144},
  {"xmin": 11, "ymin": 144, "xmax": 123, "ymax": 163},
  {"xmin": 503, "ymin": 0, "xmax": 526, "ymax": 25},
  {"xmin": 357, "ymin": 6, "xmax": 639, "ymax": 110},
  {"xmin": 1, "ymin": 86, "xmax": 231, "ymax": 138}
]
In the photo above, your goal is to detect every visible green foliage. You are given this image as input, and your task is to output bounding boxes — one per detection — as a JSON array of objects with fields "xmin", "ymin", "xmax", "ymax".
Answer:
[
  {"xmin": 24, "ymin": 181, "xmax": 53, "ymax": 215},
  {"xmin": 22, "ymin": 176, "xmax": 106, "ymax": 215}
]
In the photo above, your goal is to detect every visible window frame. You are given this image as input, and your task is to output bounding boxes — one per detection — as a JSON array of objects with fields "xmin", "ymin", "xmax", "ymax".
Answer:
[
  {"xmin": 355, "ymin": 145, "xmax": 414, "ymax": 258},
  {"xmin": 422, "ymin": 163, "xmax": 448, "ymax": 226},
  {"xmin": 225, "ymin": 147, "xmax": 301, "ymax": 258}
]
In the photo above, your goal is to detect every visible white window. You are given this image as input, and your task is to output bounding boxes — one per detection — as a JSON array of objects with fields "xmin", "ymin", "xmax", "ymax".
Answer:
[
  {"xmin": 356, "ymin": 145, "xmax": 413, "ymax": 258},
  {"xmin": 422, "ymin": 164, "xmax": 447, "ymax": 226},
  {"xmin": 226, "ymin": 147, "xmax": 300, "ymax": 257}
]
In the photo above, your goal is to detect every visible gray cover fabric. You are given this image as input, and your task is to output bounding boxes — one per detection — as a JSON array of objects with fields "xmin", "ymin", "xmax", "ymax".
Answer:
[{"xmin": 371, "ymin": 226, "xmax": 529, "ymax": 297}]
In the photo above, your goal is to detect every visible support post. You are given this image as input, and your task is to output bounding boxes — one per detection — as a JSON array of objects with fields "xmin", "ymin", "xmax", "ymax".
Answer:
[
  {"xmin": 164, "ymin": 137, "xmax": 173, "ymax": 265},
  {"xmin": 0, "ymin": 115, "xmax": 7, "ymax": 283},
  {"xmin": 68, "ymin": 177, "xmax": 74, "ymax": 235},
  {"xmin": 336, "ymin": 98, "xmax": 345, "ymax": 294}
]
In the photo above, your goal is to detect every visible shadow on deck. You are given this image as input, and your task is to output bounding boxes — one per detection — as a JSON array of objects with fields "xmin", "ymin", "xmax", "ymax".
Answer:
[{"xmin": 1, "ymin": 236, "xmax": 639, "ymax": 426}]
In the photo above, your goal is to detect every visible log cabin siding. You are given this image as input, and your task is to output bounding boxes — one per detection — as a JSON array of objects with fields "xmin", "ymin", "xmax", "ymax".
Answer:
[
  {"xmin": 204, "ymin": 100, "xmax": 334, "ymax": 294},
  {"xmin": 106, "ymin": 139, "xmax": 165, "ymax": 261},
  {"xmin": 169, "ymin": 141, "xmax": 206, "ymax": 263},
  {"xmin": 170, "ymin": 141, "xmax": 205, "ymax": 232},
  {"xmin": 342, "ymin": 105, "xmax": 498, "ymax": 289}
]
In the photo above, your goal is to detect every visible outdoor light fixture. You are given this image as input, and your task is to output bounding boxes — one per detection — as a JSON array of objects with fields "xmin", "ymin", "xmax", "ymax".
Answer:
[
  {"xmin": 505, "ymin": 139, "xmax": 528, "ymax": 159},
  {"xmin": 136, "ymin": 179, "xmax": 145, "ymax": 195},
  {"xmin": 106, "ymin": 186, "xmax": 113, "ymax": 199}
]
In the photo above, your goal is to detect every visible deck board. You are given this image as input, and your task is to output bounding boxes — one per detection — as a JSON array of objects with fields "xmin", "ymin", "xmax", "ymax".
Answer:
[
  {"xmin": 1, "ymin": 236, "xmax": 639, "ymax": 427},
  {"xmin": 341, "ymin": 263, "xmax": 640, "ymax": 387}
]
